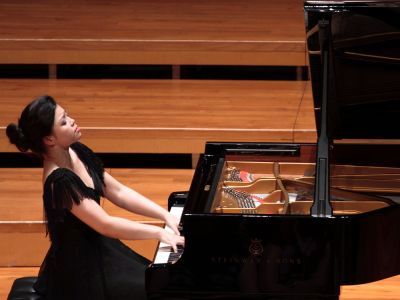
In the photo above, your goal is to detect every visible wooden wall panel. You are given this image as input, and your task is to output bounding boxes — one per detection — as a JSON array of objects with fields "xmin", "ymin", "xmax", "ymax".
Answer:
[{"xmin": 0, "ymin": 0, "xmax": 306, "ymax": 66}]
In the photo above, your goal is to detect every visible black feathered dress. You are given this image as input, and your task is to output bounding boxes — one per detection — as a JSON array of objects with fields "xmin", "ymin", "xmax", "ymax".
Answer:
[{"xmin": 33, "ymin": 142, "xmax": 150, "ymax": 300}]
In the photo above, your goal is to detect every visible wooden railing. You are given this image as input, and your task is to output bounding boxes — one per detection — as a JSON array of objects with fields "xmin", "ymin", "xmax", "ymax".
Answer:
[{"xmin": 0, "ymin": 79, "xmax": 316, "ymax": 154}]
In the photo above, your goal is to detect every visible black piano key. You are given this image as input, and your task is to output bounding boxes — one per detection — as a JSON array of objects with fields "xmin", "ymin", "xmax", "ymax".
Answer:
[{"xmin": 167, "ymin": 247, "xmax": 184, "ymax": 263}]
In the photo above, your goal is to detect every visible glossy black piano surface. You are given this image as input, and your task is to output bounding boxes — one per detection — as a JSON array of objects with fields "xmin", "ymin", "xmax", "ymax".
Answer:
[
  {"xmin": 306, "ymin": 0, "xmax": 400, "ymax": 139},
  {"xmin": 146, "ymin": 1, "xmax": 400, "ymax": 299}
]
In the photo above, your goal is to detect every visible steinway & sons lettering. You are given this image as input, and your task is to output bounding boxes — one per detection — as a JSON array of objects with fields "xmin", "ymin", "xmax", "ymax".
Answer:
[{"xmin": 210, "ymin": 256, "xmax": 302, "ymax": 265}]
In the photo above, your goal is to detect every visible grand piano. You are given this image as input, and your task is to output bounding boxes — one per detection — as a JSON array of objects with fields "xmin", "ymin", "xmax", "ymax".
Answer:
[{"xmin": 146, "ymin": 1, "xmax": 400, "ymax": 299}]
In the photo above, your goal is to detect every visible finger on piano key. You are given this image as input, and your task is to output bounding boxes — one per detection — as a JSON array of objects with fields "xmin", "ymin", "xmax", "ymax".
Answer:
[{"xmin": 154, "ymin": 245, "xmax": 184, "ymax": 264}]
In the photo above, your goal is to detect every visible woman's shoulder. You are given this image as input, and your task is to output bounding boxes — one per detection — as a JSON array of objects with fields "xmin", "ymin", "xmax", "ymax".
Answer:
[
  {"xmin": 43, "ymin": 167, "xmax": 79, "ymax": 187},
  {"xmin": 42, "ymin": 166, "xmax": 97, "ymax": 213}
]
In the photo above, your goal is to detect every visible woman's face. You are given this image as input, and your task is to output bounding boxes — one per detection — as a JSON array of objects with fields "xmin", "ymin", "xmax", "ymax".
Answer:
[{"xmin": 51, "ymin": 105, "xmax": 81, "ymax": 148}]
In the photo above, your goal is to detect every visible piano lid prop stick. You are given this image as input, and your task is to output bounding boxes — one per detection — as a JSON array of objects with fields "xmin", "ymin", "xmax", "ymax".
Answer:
[{"xmin": 311, "ymin": 18, "xmax": 333, "ymax": 217}]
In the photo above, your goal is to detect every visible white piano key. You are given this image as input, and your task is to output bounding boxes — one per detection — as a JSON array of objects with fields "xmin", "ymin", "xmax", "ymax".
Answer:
[
  {"xmin": 164, "ymin": 206, "xmax": 184, "ymax": 232},
  {"xmin": 153, "ymin": 205, "xmax": 185, "ymax": 264},
  {"xmin": 154, "ymin": 251, "xmax": 171, "ymax": 264}
]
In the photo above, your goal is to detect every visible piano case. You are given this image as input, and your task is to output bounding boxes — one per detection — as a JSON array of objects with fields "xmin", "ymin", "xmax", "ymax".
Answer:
[{"xmin": 146, "ymin": 1, "xmax": 400, "ymax": 299}]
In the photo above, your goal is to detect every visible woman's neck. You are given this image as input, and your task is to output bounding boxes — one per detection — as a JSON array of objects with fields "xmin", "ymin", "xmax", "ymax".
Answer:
[{"xmin": 43, "ymin": 145, "xmax": 73, "ymax": 169}]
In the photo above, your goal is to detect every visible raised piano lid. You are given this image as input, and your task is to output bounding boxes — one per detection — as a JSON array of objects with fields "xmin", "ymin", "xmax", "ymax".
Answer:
[
  {"xmin": 305, "ymin": 0, "xmax": 400, "ymax": 140},
  {"xmin": 306, "ymin": 1, "xmax": 400, "ymax": 283},
  {"xmin": 305, "ymin": 0, "xmax": 400, "ymax": 216}
]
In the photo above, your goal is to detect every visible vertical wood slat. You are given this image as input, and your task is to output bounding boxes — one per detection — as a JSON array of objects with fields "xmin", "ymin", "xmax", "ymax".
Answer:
[{"xmin": 48, "ymin": 64, "xmax": 57, "ymax": 79}]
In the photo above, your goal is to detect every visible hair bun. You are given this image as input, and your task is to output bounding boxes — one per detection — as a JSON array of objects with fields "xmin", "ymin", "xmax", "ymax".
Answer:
[{"xmin": 6, "ymin": 123, "xmax": 30, "ymax": 152}]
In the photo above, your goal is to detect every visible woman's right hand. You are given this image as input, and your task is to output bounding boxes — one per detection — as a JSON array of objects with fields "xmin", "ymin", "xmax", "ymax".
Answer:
[{"xmin": 158, "ymin": 229, "xmax": 185, "ymax": 253}]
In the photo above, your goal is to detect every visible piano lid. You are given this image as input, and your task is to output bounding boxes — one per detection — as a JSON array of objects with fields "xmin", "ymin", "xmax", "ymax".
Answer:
[{"xmin": 305, "ymin": 0, "xmax": 400, "ymax": 140}]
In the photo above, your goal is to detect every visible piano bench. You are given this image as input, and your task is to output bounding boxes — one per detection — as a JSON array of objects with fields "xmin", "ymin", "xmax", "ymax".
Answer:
[{"xmin": 7, "ymin": 277, "xmax": 41, "ymax": 300}]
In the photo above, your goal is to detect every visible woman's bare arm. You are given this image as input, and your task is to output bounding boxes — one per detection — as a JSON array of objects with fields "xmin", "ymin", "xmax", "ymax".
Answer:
[
  {"xmin": 71, "ymin": 198, "xmax": 184, "ymax": 252},
  {"xmin": 102, "ymin": 172, "xmax": 180, "ymax": 235}
]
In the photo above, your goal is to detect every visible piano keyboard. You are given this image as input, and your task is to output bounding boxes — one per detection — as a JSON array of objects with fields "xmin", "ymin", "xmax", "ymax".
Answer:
[{"xmin": 153, "ymin": 205, "xmax": 184, "ymax": 264}]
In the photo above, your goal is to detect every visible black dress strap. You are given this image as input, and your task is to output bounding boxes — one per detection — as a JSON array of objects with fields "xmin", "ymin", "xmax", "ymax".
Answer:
[{"xmin": 71, "ymin": 142, "xmax": 105, "ymax": 195}]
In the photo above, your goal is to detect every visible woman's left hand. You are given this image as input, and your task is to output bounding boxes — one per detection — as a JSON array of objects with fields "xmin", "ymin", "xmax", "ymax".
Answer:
[{"xmin": 164, "ymin": 212, "xmax": 181, "ymax": 235}]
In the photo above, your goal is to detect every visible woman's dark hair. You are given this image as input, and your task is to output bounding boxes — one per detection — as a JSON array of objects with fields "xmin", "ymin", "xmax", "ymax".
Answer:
[{"xmin": 6, "ymin": 95, "xmax": 57, "ymax": 154}]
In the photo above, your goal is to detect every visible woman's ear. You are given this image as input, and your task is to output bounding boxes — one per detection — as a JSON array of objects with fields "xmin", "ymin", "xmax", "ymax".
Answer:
[{"xmin": 43, "ymin": 135, "xmax": 55, "ymax": 146}]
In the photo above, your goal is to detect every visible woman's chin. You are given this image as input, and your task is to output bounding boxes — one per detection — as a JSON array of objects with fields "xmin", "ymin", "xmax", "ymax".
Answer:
[{"xmin": 75, "ymin": 131, "xmax": 82, "ymax": 140}]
